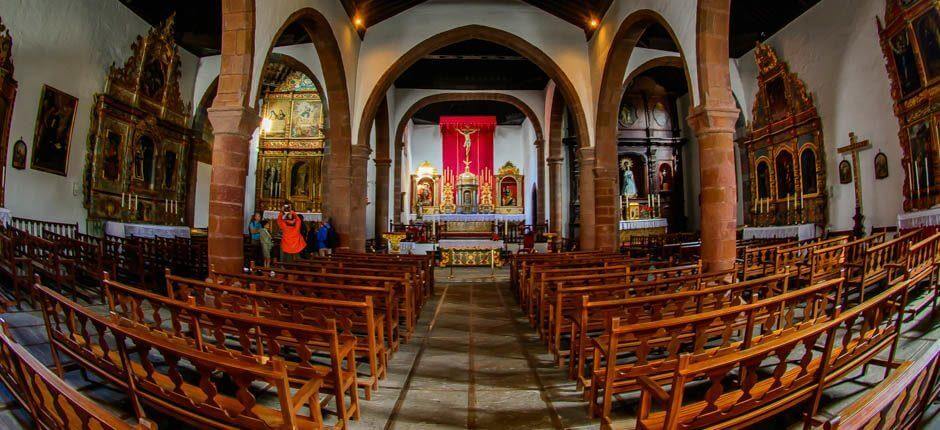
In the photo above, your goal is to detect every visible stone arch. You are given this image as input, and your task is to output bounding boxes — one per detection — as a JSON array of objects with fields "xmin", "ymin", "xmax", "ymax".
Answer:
[
  {"xmin": 547, "ymin": 85, "xmax": 566, "ymax": 237},
  {"xmin": 595, "ymin": 9, "xmax": 693, "ymax": 251},
  {"xmin": 257, "ymin": 7, "xmax": 354, "ymax": 248},
  {"xmin": 622, "ymin": 56, "xmax": 688, "ymax": 89},
  {"xmin": 374, "ymin": 96, "xmax": 391, "ymax": 239},
  {"xmin": 391, "ymin": 92, "xmax": 547, "ymax": 224},
  {"xmin": 255, "ymin": 52, "xmax": 329, "ymax": 116},
  {"xmin": 357, "ymin": 25, "xmax": 591, "ymax": 249}
]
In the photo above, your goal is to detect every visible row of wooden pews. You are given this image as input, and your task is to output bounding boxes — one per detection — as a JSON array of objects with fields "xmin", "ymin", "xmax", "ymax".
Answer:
[{"xmin": 511, "ymin": 230, "xmax": 939, "ymax": 429}]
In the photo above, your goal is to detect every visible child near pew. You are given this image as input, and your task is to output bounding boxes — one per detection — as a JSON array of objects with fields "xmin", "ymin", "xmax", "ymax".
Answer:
[{"xmin": 259, "ymin": 219, "xmax": 273, "ymax": 267}]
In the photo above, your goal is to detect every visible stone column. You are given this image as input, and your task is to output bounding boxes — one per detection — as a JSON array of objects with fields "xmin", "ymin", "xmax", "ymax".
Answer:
[
  {"xmin": 206, "ymin": 105, "xmax": 259, "ymax": 273},
  {"xmin": 393, "ymin": 143, "xmax": 403, "ymax": 224},
  {"xmin": 593, "ymin": 165, "xmax": 619, "ymax": 251},
  {"xmin": 688, "ymin": 105, "xmax": 739, "ymax": 272},
  {"xmin": 374, "ymin": 157, "xmax": 391, "ymax": 238},
  {"xmin": 535, "ymin": 139, "xmax": 546, "ymax": 224},
  {"xmin": 348, "ymin": 143, "xmax": 372, "ymax": 251},
  {"xmin": 578, "ymin": 147, "xmax": 596, "ymax": 250},
  {"xmin": 547, "ymin": 156, "xmax": 564, "ymax": 234}
]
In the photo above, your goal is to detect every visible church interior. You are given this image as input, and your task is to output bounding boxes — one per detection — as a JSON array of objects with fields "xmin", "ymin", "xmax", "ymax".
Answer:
[{"xmin": 0, "ymin": 0, "xmax": 938, "ymax": 429}]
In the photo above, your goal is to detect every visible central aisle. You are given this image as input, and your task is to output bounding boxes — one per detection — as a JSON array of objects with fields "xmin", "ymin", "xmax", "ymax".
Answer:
[{"xmin": 358, "ymin": 268, "xmax": 600, "ymax": 430}]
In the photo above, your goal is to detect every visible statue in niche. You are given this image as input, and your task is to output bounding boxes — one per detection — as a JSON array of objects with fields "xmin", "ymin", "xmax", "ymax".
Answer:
[
  {"xmin": 776, "ymin": 151, "xmax": 795, "ymax": 197},
  {"xmin": 163, "ymin": 150, "xmax": 176, "ymax": 189},
  {"xmin": 620, "ymin": 158, "xmax": 638, "ymax": 197},
  {"xmin": 132, "ymin": 135, "xmax": 155, "ymax": 185},
  {"xmin": 757, "ymin": 161, "xmax": 770, "ymax": 199},
  {"xmin": 263, "ymin": 163, "xmax": 282, "ymax": 198},
  {"xmin": 800, "ymin": 148, "xmax": 818, "ymax": 194},
  {"xmin": 291, "ymin": 161, "xmax": 310, "ymax": 197},
  {"xmin": 102, "ymin": 131, "xmax": 122, "ymax": 181},
  {"xmin": 659, "ymin": 164, "xmax": 673, "ymax": 192}
]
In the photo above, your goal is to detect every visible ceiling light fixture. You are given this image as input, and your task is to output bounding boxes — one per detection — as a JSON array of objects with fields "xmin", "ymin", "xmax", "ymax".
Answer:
[
  {"xmin": 354, "ymin": 14, "xmax": 364, "ymax": 27},
  {"xmin": 588, "ymin": 18, "xmax": 599, "ymax": 29}
]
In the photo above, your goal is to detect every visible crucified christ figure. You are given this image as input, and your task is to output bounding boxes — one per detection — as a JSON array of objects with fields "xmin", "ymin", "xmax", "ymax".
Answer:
[{"xmin": 457, "ymin": 127, "xmax": 478, "ymax": 172}]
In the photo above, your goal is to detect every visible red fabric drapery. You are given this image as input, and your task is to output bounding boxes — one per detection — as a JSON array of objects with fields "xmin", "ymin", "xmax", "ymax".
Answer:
[{"xmin": 440, "ymin": 116, "xmax": 496, "ymax": 178}]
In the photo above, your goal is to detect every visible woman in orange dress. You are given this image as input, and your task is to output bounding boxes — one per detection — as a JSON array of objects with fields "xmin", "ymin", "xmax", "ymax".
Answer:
[{"xmin": 277, "ymin": 208, "xmax": 306, "ymax": 263}]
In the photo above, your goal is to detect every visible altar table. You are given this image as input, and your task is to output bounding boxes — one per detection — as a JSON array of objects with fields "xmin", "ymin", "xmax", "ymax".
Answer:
[
  {"xmin": 262, "ymin": 211, "xmax": 322, "ymax": 222},
  {"xmin": 898, "ymin": 207, "xmax": 940, "ymax": 230},
  {"xmin": 437, "ymin": 239, "xmax": 504, "ymax": 249},
  {"xmin": 399, "ymin": 242, "xmax": 437, "ymax": 255},
  {"xmin": 0, "ymin": 208, "xmax": 9, "ymax": 228},
  {"xmin": 105, "ymin": 221, "xmax": 191, "ymax": 239},
  {"xmin": 440, "ymin": 247, "xmax": 502, "ymax": 267},
  {"xmin": 619, "ymin": 218, "xmax": 668, "ymax": 242},
  {"xmin": 421, "ymin": 213, "xmax": 525, "ymax": 222},
  {"xmin": 742, "ymin": 223, "xmax": 818, "ymax": 241}
]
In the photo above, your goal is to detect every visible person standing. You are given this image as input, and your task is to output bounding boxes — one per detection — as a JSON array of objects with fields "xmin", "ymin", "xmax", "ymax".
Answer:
[
  {"xmin": 316, "ymin": 221, "xmax": 330, "ymax": 256},
  {"xmin": 307, "ymin": 221, "xmax": 322, "ymax": 256},
  {"xmin": 248, "ymin": 212, "xmax": 263, "ymax": 263},
  {"xmin": 277, "ymin": 206, "xmax": 306, "ymax": 263},
  {"xmin": 259, "ymin": 219, "xmax": 273, "ymax": 267}
]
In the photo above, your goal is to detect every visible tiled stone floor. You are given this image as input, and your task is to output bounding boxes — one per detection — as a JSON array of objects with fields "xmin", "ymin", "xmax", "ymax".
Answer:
[{"xmin": 0, "ymin": 267, "xmax": 938, "ymax": 429}]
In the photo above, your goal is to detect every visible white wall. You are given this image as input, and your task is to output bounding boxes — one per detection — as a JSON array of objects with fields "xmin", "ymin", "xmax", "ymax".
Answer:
[
  {"xmin": 734, "ymin": 0, "xmax": 902, "ymax": 231},
  {"xmin": 1, "ymin": 0, "xmax": 198, "ymax": 229},
  {"xmin": 193, "ymin": 162, "xmax": 211, "ymax": 228}
]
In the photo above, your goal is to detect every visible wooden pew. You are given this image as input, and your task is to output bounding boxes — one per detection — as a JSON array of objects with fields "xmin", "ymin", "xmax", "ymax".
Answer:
[
  {"xmin": 510, "ymin": 251, "xmax": 615, "ymax": 294},
  {"xmin": 591, "ymin": 277, "xmax": 844, "ymax": 422},
  {"xmin": 165, "ymin": 273, "xmax": 388, "ymax": 392},
  {"xmin": 279, "ymin": 259, "xmax": 429, "ymax": 304},
  {"xmin": 775, "ymin": 236, "xmax": 849, "ymax": 285},
  {"xmin": 817, "ymin": 341, "xmax": 940, "ymax": 430},
  {"xmin": 35, "ymin": 283, "xmax": 331, "ymax": 430},
  {"xmin": 893, "ymin": 232, "xmax": 940, "ymax": 320},
  {"xmin": 634, "ymin": 277, "xmax": 909, "ymax": 430},
  {"xmin": 567, "ymin": 273, "xmax": 789, "ymax": 388},
  {"xmin": 739, "ymin": 241, "xmax": 791, "ymax": 280},
  {"xmin": 330, "ymin": 251, "xmax": 434, "ymax": 296},
  {"xmin": 210, "ymin": 270, "xmax": 403, "ymax": 349},
  {"xmin": 20, "ymin": 232, "xmax": 90, "ymax": 303},
  {"xmin": 845, "ymin": 229, "xmax": 922, "ymax": 305},
  {"xmin": 0, "ymin": 319, "xmax": 156, "ymax": 430},
  {"xmin": 104, "ymin": 275, "xmax": 361, "ymax": 425},
  {"xmin": 10, "ymin": 217, "xmax": 77, "ymax": 239},
  {"xmin": 0, "ymin": 228, "xmax": 29, "ymax": 306}
]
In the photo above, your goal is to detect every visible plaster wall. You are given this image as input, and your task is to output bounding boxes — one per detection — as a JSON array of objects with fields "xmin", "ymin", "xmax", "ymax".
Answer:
[
  {"xmin": 193, "ymin": 161, "xmax": 211, "ymax": 228},
  {"xmin": 0, "ymin": 0, "xmax": 198, "ymax": 229},
  {"xmin": 353, "ymin": 0, "xmax": 594, "ymax": 147},
  {"xmin": 734, "ymin": 0, "xmax": 902, "ymax": 231}
]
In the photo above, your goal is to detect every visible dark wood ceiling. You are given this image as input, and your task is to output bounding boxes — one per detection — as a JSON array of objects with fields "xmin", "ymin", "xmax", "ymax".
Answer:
[
  {"xmin": 411, "ymin": 100, "xmax": 526, "ymax": 126},
  {"xmin": 394, "ymin": 39, "xmax": 549, "ymax": 91},
  {"xmin": 118, "ymin": 0, "xmax": 820, "ymax": 59}
]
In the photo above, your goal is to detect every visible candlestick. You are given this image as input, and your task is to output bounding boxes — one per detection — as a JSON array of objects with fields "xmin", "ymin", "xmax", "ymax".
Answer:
[
  {"xmin": 121, "ymin": 192, "xmax": 125, "ymax": 208},
  {"xmin": 799, "ymin": 189, "xmax": 804, "ymax": 209},
  {"xmin": 914, "ymin": 162, "xmax": 921, "ymax": 201},
  {"xmin": 925, "ymin": 156, "xmax": 931, "ymax": 195}
]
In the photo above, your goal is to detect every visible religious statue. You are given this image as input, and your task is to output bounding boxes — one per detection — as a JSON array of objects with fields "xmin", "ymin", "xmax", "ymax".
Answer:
[
  {"xmin": 457, "ymin": 127, "xmax": 478, "ymax": 172},
  {"xmin": 620, "ymin": 158, "xmax": 637, "ymax": 197}
]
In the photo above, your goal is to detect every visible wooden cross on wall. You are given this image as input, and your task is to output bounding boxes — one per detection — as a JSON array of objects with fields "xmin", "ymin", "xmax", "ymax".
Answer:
[{"xmin": 837, "ymin": 132, "xmax": 871, "ymax": 236}]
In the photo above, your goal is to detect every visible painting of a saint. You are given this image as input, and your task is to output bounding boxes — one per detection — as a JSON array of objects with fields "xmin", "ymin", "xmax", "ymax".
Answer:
[
  {"xmin": 799, "ymin": 148, "xmax": 818, "ymax": 194},
  {"xmin": 500, "ymin": 178, "xmax": 518, "ymax": 206},
  {"xmin": 914, "ymin": 9, "xmax": 940, "ymax": 82},
  {"xmin": 839, "ymin": 160, "xmax": 852, "ymax": 184},
  {"xmin": 619, "ymin": 101, "xmax": 638, "ymax": 127},
  {"xmin": 765, "ymin": 76, "xmax": 788, "ymax": 119},
  {"xmin": 11, "ymin": 139, "xmax": 26, "ymax": 170},
  {"xmin": 775, "ymin": 151, "xmax": 795, "ymax": 197},
  {"xmin": 416, "ymin": 178, "xmax": 433, "ymax": 207},
  {"xmin": 909, "ymin": 121, "xmax": 932, "ymax": 190},
  {"xmin": 620, "ymin": 158, "xmax": 638, "ymax": 197},
  {"xmin": 291, "ymin": 99, "xmax": 323, "ymax": 138},
  {"xmin": 263, "ymin": 99, "xmax": 291, "ymax": 136},
  {"xmin": 756, "ymin": 161, "xmax": 771, "ymax": 199},
  {"xmin": 874, "ymin": 152, "xmax": 889, "ymax": 180},
  {"xmin": 163, "ymin": 150, "xmax": 177, "ymax": 190},
  {"xmin": 140, "ymin": 58, "xmax": 167, "ymax": 100},
  {"xmin": 263, "ymin": 161, "xmax": 282, "ymax": 198},
  {"xmin": 132, "ymin": 135, "xmax": 155, "ymax": 185},
  {"xmin": 891, "ymin": 30, "xmax": 923, "ymax": 97},
  {"xmin": 658, "ymin": 164, "xmax": 673, "ymax": 192},
  {"xmin": 102, "ymin": 131, "xmax": 122, "ymax": 181},
  {"xmin": 290, "ymin": 160, "xmax": 311, "ymax": 197},
  {"xmin": 31, "ymin": 85, "xmax": 77, "ymax": 176}
]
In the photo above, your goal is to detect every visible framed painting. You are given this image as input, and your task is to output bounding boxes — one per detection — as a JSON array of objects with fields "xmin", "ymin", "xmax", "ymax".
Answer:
[
  {"xmin": 839, "ymin": 160, "xmax": 852, "ymax": 184},
  {"xmin": 31, "ymin": 85, "xmax": 77, "ymax": 176},
  {"xmin": 874, "ymin": 151, "xmax": 889, "ymax": 179},
  {"xmin": 889, "ymin": 30, "xmax": 923, "ymax": 97},
  {"xmin": 261, "ymin": 97, "xmax": 291, "ymax": 138},
  {"xmin": 913, "ymin": 8, "xmax": 940, "ymax": 82},
  {"xmin": 290, "ymin": 99, "xmax": 323, "ymax": 139},
  {"xmin": 11, "ymin": 138, "xmax": 26, "ymax": 170}
]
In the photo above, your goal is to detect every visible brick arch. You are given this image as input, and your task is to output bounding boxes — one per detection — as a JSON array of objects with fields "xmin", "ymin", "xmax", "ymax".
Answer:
[{"xmin": 258, "ymin": 7, "xmax": 354, "ymax": 249}]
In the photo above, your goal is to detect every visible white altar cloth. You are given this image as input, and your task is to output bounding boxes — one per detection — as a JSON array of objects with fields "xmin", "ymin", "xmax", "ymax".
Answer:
[
  {"xmin": 106, "ymin": 221, "xmax": 190, "ymax": 239},
  {"xmin": 742, "ymin": 224, "xmax": 818, "ymax": 241},
  {"xmin": 438, "ymin": 239, "xmax": 504, "ymax": 249},
  {"xmin": 422, "ymin": 213, "xmax": 525, "ymax": 222},
  {"xmin": 399, "ymin": 242, "xmax": 437, "ymax": 255},
  {"xmin": 263, "ymin": 211, "xmax": 322, "ymax": 222},
  {"xmin": 620, "ymin": 218, "xmax": 668, "ymax": 230},
  {"xmin": 898, "ymin": 207, "xmax": 940, "ymax": 230},
  {"xmin": 0, "ymin": 208, "xmax": 10, "ymax": 228}
]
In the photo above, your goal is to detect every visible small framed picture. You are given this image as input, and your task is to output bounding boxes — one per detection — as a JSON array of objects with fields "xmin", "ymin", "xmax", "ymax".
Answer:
[
  {"xmin": 838, "ymin": 160, "xmax": 852, "ymax": 184},
  {"xmin": 874, "ymin": 152, "xmax": 889, "ymax": 179},
  {"xmin": 11, "ymin": 138, "xmax": 26, "ymax": 170}
]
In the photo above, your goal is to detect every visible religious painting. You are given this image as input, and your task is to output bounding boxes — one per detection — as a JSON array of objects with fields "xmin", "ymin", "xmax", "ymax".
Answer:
[
  {"xmin": 290, "ymin": 99, "xmax": 323, "ymax": 138},
  {"xmin": 416, "ymin": 177, "xmax": 434, "ymax": 208},
  {"xmin": 162, "ymin": 150, "xmax": 177, "ymax": 190},
  {"xmin": 890, "ymin": 30, "xmax": 923, "ymax": 97},
  {"xmin": 11, "ymin": 138, "xmax": 25, "ymax": 170},
  {"xmin": 140, "ymin": 57, "xmax": 167, "ymax": 100},
  {"xmin": 775, "ymin": 150, "xmax": 795, "ymax": 197},
  {"xmin": 908, "ymin": 120, "xmax": 932, "ymax": 190},
  {"xmin": 618, "ymin": 100, "xmax": 638, "ymax": 127},
  {"xmin": 756, "ymin": 160, "xmax": 771, "ymax": 199},
  {"xmin": 261, "ymin": 157, "xmax": 284, "ymax": 199},
  {"xmin": 30, "ymin": 85, "xmax": 77, "ymax": 176},
  {"xmin": 262, "ymin": 98, "xmax": 291, "ymax": 137},
  {"xmin": 102, "ymin": 130, "xmax": 123, "ymax": 182},
  {"xmin": 658, "ymin": 163, "xmax": 673, "ymax": 192},
  {"xmin": 874, "ymin": 151, "xmax": 889, "ymax": 179},
  {"xmin": 131, "ymin": 134, "xmax": 156, "ymax": 186},
  {"xmin": 765, "ymin": 76, "xmax": 788, "ymax": 119},
  {"xmin": 651, "ymin": 101, "xmax": 669, "ymax": 127},
  {"xmin": 290, "ymin": 160, "xmax": 313, "ymax": 198},
  {"xmin": 799, "ymin": 147, "xmax": 818, "ymax": 194},
  {"xmin": 914, "ymin": 8, "xmax": 940, "ymax": 82},
  {"xmin": 839, "ymin": 160, "xmax": 853, "ymax": 184},
  {"xmin": 499, "ymin": 177, "xmax": 518, "ymax": 206}
]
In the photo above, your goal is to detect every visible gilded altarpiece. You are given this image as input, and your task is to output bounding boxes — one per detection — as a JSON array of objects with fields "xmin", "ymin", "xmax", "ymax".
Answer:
[
  {"xmin": 255, "ymin": 71, "xmax": 325, "ymax": 212},
  {"xmin": 878, "ymin": 0, "xmax": 940, "ymax": 211},
  {"xmin": 742, "ymin": 44, "xmax": 827, "ymax": 227},
  {"xmin": 83, "ymin": 17, "xmax": 193, "ymax": 230},
  {"xmin": 495, "ymin": 161, "xmax": 523, "ymax": 214},
  {"xmin": 0, "ymin": 16, "xmax": 15, "ymax": 207}
]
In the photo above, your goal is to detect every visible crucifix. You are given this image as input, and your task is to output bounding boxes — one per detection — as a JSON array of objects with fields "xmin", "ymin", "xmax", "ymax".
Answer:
[
  {"xmin": 457, "ymin": 127, "xmax": 478, "ymax": 173},
  {"xmin": 837, "ymin": 132, "xmax": 871, "ymax": 237}
]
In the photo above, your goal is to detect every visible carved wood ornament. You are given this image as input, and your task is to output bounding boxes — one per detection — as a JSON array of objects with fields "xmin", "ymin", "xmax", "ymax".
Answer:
[
  {"xmin": 742, "ymin": 43, "xmax": 827, "ymax": 227},
  {"xmin": 83, "ymin": 15, "xmax": 194, "ymax": 231},
  {"xmin": 877, "ymin": 0, "xmax": 940, "ymax": 212},
  {"xmin": 0, "ymin": 15, "xmax": 15, "ymax": 207}
]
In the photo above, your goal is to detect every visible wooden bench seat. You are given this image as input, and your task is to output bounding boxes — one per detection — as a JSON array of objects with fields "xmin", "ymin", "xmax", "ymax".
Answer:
[
  {"xmin": 591, "ymin": 277, "xmax": 844, "ymax": 423},
  {"xmin": 279, "ymin": 259, "xmax": 430, "ymax": 303},
  {"xmin": 845, "ymin": 229, "xmax": 922, "ymax": 305},
  {"xmin": 104, "ymin": 275, "xmax": 361, "ymax": 425},
  {"xmin": 36, "ymin": 283, "xmax": 331, "ymax": 430},
  {"xmin": 634, "ymin": 276, "xmax": 909, "ymax": 430},
  {"xmin": 165, "ymin": 272, "xmax": 388, "ymax": 393}
]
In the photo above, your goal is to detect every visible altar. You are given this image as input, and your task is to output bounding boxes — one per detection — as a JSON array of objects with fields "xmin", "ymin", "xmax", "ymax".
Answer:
[
  {"xmin": 897, "ymin": 207, "xmax": 940, "ymax": 230},
  {"xmin": 263, "ymin": 210, "xmax": 322, "ymax": 222},
  {"xmin": 618, "ymin": 218, "xmax": 669, "ymax": 242},
  {"xmin": 742, "ymin": 223, "xmax": 819, "ymax": 241},
  {"xmin": 105, "ymin": 221, "xmax": 191, "ymax": 239}
]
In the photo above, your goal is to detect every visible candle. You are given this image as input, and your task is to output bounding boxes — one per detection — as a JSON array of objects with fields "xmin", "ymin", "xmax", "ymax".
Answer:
[
  {"xmin": 909, "ymin": 162, "xmax": 915, "ymax": 200},
  {"xmin": 914, "ymin": 162, "xmax": 921, "ymax": 200},
  {"xmin": 925, "ymin": 156, "xmax": 931, "ymax": 195},
  {"xmin": 121, "ymin": 192, "xmax": 125, "ymax": 208}
]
